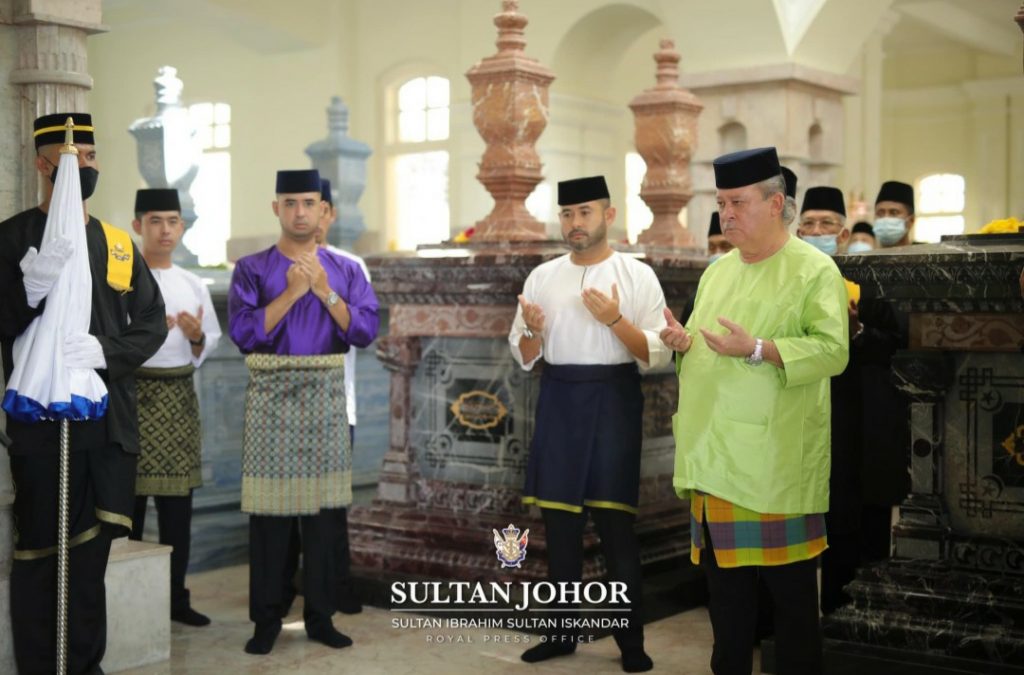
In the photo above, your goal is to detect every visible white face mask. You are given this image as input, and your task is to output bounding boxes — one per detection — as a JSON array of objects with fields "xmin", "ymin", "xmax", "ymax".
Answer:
[
  {"xmin": 873, "ymin": 217, "xmax": 907, "ymax": 247},
  {"xmin": 801, "ymin": 234, "xmax": 839, "ymax": 257},
  {"xmin": 846, "ymin": 241, "xmax": 874, "ymax": 255}
]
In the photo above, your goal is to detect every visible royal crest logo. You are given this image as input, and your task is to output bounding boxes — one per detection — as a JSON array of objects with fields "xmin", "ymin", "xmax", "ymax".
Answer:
[
  {"xmin": 493, "ymin": 523, "xmax": 529, "ymax": 569},
  {"xmin": 111, "ymin": 242, "xmax": 130, "ymax": 262}
]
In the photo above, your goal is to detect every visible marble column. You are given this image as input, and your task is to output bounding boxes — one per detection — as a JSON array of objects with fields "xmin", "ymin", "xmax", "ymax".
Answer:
[
  {"xmin": 1, "ymin": 2, "xmax": 103, "ymax": 669},
  {"xmin": 680, "ymin": 64, "xmax": 857, "ymax": 248},
  {"xmin": 6, "ymin": 0, "xmax": 102, "ymax": 210},
  {"xmin": 129, "ymin": 66, "xmax": 201, "ymax": 267},
  {"xmin": 629, "ymin": 39, "xmax": 702, "ymax": 248},
  {"xmin": 305, "ymin": 97, "xmax": 372, "ymax": 249},
  {"xmin": 465, "ymin": 0, "xmax": 554, "ymax": 242}
]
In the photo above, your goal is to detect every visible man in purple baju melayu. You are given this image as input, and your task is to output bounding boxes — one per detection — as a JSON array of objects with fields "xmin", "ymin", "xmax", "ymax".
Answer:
[{"xmin": 228, "ymin": 169, "xmax": 379, "ymax": 655}]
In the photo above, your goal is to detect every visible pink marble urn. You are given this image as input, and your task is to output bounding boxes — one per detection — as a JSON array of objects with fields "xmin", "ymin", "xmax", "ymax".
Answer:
[
  {"xmin": 465, "ymin": 0, "xmax": 555, "ymax": 242},
  {"xmin": 629, "ymin": 39, "xmax": 703, "ymax": 248}
]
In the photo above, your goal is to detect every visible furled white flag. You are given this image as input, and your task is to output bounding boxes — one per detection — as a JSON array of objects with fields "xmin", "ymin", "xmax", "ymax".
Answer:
[{"xmin": 2, "ymin": 136, "xmax": 108, "ymax": 422}]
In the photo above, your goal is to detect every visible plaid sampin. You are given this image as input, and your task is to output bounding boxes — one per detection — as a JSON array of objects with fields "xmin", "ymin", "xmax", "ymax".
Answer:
[{"xmin": 690, "ymin": 491, "xmax": 827, "ymax": 568}]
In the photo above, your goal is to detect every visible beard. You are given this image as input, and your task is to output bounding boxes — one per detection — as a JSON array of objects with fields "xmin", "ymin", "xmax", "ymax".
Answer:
[{"xmin": 564, "ymin": 219, "xmax": 608, "ymax": 252}]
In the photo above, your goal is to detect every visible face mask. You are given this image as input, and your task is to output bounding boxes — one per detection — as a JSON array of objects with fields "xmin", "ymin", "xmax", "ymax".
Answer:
[
  {"xmin": 873, "ymin": 217, "xmax": 906, "ymax": 247},
  {"xmin": 708, "ymin": 253, "xmax": 723, "ymax": 264},
  {"xmin": 49, "ymin": 164, "xmax": 100, "ymax": 201},
  {"xmin": 802, "ymin": 234, "xmax": 838, "ymax": 256},
  {"xmin": 846, "ymin": 241, "xmax": 874, "ymax": 255}
]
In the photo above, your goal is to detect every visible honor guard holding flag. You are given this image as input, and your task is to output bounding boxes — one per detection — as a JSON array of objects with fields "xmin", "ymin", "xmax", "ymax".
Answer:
[
  {"xmin": 228, "ymin": 169, "xmax": 379, "ymax": 655},
  {"xmin": 510, "ymin": 176, "xmax": 670, "ymax": 673},
  {"xmin": 128, "ymin": 188, "xmax": 221, "ymax": 627},
  {"xmin": 0, "ymin": 114, "xmax": 166, "ymax": 674}
]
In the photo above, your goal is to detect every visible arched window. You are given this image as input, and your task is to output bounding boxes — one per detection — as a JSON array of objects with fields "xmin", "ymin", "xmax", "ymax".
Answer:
[
  {"xmin": 388, "ymin": 76, "xmax": 450, "ymax": 250},
  {"xmin": 719, "ymin": 122, "xmax": 747, "ymax": 155},
  {"xmin": 915, "ymin": 173, "xmax": 965, "ymax": 243},
  {"xmin": 186, "ymin": 102, "xmax": 231, "ymax": 265}
]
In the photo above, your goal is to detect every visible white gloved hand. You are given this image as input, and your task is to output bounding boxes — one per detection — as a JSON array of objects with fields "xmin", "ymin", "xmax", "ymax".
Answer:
[
  {"xmin": 64, "ymin": 333, "xmax": 107, "ymax": 370},
  {"xmin": 20, "ymin": 237, "xmax": 74, "ymax": 308}
]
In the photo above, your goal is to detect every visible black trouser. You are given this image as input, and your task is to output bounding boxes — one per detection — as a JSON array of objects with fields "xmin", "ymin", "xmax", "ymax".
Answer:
[
  {"xmin": 283, "ymin": 425, "xmax": 356, "ymax": 603},
  {"xmin": 541, "ymin": 507, "xmax": 645, "ymax": 652},
  {"xmin": 861, "ymin": 504, "xmax": 893, "ymax": 562},
  {"xmin": 820, "ymin": 516, "xmax": 859, "ymax": 615},
  {"xmin": 250, "ymin": 511, "xmax": 336, "ymax": 631},
  {"xmin": 11, "ymin": 529, "xmax": 113, "ymax": 675},
  {"xmin": 8, "ymin": 434, "xmax": 134, "ymax": 675},
  {"xmin": 700, "ymin": 521, "xmax": 822, "ymax": 675},
  {"xmin": 281, "ymin": 507, "xmax": 352, "ymax": 600},
  {"xmin": 130, "ymin": 491, "xmax": 194, "ymax": 612}
]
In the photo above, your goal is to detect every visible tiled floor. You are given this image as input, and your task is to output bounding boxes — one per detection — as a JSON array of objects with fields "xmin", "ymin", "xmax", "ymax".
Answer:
[{"xmin": 120, "ymin": 564, "xmax": 748, "ymax": 674}]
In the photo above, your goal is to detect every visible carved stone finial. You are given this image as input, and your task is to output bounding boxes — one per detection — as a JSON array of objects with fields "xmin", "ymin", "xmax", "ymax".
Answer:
[
  {"xmin": 154, "ymin": 66, "xmax": 183, "ymax": 109},
  {"xmin": 654, "ymin": 39, "xmax": 681, "ymax": 89},
  {"xmin": 494, "ymin": 0, "xmax": 527, "ymax": 54},
  {"xmin": 328, "ymin": 96, "xmax": 350, "ymax": 136}
]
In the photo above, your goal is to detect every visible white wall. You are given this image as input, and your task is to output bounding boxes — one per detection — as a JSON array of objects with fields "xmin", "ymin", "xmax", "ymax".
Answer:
[{"xmin": 83, "ymin": 0, "xmax": 1023, "ymax": 260}]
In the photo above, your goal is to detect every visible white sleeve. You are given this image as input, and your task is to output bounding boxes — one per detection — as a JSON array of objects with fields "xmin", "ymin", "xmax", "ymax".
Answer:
[
  {"xmin": 634, "ymin": 266, "xmax": 670, "ymax": 371},
  {"xmin": 508, "ymin": 272, "xmax": 542, "ymax": 371},
  {"xmin": 193, "ymin": 283, "xmax": 222, "ymax": 368}
]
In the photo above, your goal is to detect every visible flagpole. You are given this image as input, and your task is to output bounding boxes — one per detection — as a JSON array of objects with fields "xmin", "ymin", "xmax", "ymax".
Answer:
[
  {"xmin": 57, "ymin": 418, "xmax": 70, "ymax": 675},
  {"xmin": 55, "ymin": 117, "xmax": 79, "ymax": 675}
]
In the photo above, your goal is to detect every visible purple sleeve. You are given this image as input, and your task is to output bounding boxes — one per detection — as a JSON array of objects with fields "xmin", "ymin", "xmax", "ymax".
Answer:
[
  {"xmin": 228, "ymin": 261, "xmax": 271, "ymax": 353},
  {"xmin": 338, "ymin": 265, "xmax": 380, "ymax": 348}
]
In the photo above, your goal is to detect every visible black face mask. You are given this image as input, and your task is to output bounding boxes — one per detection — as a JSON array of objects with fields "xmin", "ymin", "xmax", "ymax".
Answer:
[{"xmin": 48, "ymin": 164, "xmax": 100, "ymax": 201}]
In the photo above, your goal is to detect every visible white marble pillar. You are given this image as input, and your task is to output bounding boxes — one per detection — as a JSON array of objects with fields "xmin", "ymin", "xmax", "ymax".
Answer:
[
  {"xmin": 680, "ymin": 64, "xmax": 858, "ymax": 248},
  {"xmin": 0, "ymin": 1, "xmax": 103, "ymax": 669},
  {"xmin": 7, "ymin": 1, "xmax": 103, "ymax": 208}
]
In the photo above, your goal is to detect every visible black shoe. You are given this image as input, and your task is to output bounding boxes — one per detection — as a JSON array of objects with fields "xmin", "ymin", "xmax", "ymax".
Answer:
[
  {"xmin": 307, "ymin": 624, "xmax": 353, "ymax": 649},
  {"xmin": 171, "ymin": 606, "xmax": 211, "ymax": 627},
  {"xmin": 244, "ymin": 623, "xmax": 281, "ymax": 655},
  {"xmin": 337, "ymin": 584, "xmax": 363, "ymax": 615},
  {"xmin": 521, "ymin": 641, "xmax": 576, "ymax": 663},
  {"xmin": 621, "ymin": 649, "xmax": 654, "ymax": 673}
]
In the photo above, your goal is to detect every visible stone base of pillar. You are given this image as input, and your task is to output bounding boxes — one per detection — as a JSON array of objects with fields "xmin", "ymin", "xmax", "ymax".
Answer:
[{"xmin": 102, "ymin": 539, "xmax": 171, "ymax": 672}]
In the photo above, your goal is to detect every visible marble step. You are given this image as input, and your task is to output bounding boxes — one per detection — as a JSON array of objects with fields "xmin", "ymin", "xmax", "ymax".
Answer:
[
  {"xmin": 823, "ymin": 560, "xmax": 1024, "ymax": 666},
  {"xmin": 102, "ymin": 538, "xmax": 171, "ymax": 673},
  {"xmin": 841, "ymin": 559, "xmax": 1024, "ymax": 623}
]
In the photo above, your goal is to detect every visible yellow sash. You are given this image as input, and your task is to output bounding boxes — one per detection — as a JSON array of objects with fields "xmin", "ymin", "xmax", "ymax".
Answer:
[{"xmin": 100, "ymin": 221, "xmax": 133, "ymax": 292}]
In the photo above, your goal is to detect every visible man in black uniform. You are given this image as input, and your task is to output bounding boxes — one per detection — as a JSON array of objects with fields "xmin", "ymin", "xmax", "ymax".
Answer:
[{"xmin": 0, "ymin": 113, "xmax": 166, "ymax": 674}]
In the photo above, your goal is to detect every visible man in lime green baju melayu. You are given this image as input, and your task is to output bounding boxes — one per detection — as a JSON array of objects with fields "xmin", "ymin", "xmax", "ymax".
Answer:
[{"xmin": 660, "ymin": 147, "xmax": 849, "ymax": 675}]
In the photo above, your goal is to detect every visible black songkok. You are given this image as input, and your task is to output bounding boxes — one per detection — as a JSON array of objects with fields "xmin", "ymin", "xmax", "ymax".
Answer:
[
  {"xmin": 875, "ymin": 181, "xmax": 915, "ymax": 213},
  {"xmin": 851, "ymin": 221, "xmax": 875, "ymax": 237},
  {"xmin": 557, "ymin": 176, "xmax": 610, "ymax": 206},
  {"xmin": 276, "ymin": 169, "xmax": 321, "ymax": 194},
  {"xmin": 708, "ymin": 212, "xmax": 722, "ymax": 237},
  {"xmin": 713, "ymin": 147, "xmax": 781, "ymax": 189},
  {"xmin": 320, "ymin": 178, "xmax": 333, "ymax": 205},
  {"xmin": 800, "ymin": 186, "xmax": 846, "ymax": 216},
  {"xmin": 34, "ymin": 113, "xmax": 94, "ymax": 149},
  {"xmin": 781, "ymin": 166, "xmax": 797, "ymax": 199},
  {"xmin": 134, "ymin": 189, "xmax": 181, "ymax": 214}
]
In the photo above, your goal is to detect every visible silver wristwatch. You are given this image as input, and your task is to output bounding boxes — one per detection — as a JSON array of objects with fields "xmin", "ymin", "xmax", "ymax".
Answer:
[
  {"xmin": 745, "ymin": 337, "xmax": 764, "ymax": 366},
  {"xmin": 326, "ymin": 291, "xmax": 340, "ymax": 307},
  {"xmin": 522, "ymin": 326, "xmax": 535, "ymax": 340}
]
